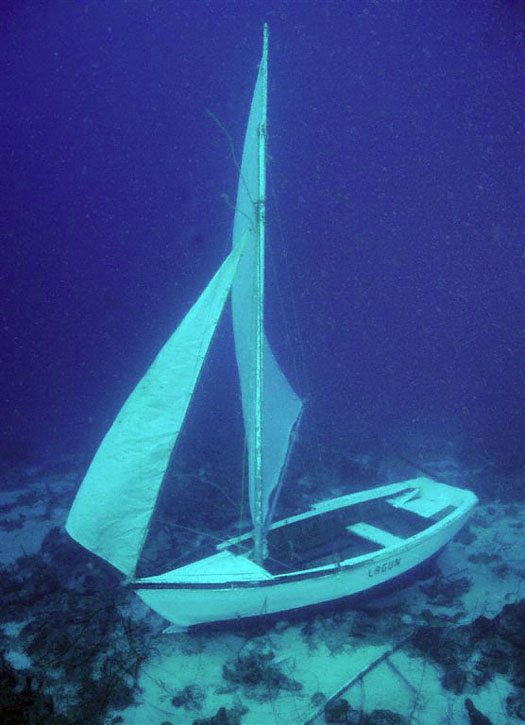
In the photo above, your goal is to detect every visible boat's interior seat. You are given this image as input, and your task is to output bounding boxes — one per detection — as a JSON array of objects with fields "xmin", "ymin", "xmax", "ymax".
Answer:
[
  {"xmin": 386, "ymin": 480, "xmax": 458, "ymax": 519},
  {"xmin": 390, "ymin": 495, "xmax": 454, "ymax": 519},
  {"xmin": 346, "ymin": 522, "xmax": 405, "ymax": 548}
]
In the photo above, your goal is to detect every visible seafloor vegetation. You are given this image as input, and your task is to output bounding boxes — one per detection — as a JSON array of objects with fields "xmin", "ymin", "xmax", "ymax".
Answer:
[
  {"xmin": 1, "ymin": 526, "xmax": 155, "ymax": 723},
  {"xmin": 0, "ymin": 450, "xmax": 524, "ymax": 723}
]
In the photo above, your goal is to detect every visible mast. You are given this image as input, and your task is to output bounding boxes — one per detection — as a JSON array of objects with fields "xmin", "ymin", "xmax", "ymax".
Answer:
[
  {"xmin": 232, "ymin": 23, "xmax": 300, "ymax": 566},
  {"xmin": 253, "ymin": 23, "xmax": 268, "ymax": 566}
]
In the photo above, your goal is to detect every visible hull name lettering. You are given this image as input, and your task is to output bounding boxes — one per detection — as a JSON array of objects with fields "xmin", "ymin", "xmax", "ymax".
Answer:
[{"xmin": 368, "ymin": 557, "xmax": 401, "ymax": 578}]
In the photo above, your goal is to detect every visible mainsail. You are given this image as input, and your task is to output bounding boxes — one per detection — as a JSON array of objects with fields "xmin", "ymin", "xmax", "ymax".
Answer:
[
  {"xmin": 66, "ymin": 242, "xmax": 245, "ymax": 576},
  {"xmin": 231, "ymin": 25, "xmax": 303, "ymax": 561}
]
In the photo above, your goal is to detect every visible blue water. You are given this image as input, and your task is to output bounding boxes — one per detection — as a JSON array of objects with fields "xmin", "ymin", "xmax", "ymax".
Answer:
[{"xmin": 2, "ymin": 0, "xmax": 524, "ymax": 496}]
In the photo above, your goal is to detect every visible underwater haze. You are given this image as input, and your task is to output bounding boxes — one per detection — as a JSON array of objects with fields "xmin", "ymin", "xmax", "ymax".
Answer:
[
  {"xmin": 2, "ymin": 0, "xmax": 525, "ymax": 497},
  {"xmin": 2, "ymin": 3, "xmax": 525, "ymax": 724}
]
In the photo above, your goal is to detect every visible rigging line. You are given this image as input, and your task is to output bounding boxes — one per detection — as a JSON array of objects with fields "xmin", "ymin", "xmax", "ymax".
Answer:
[
  {"xmin": 167, "ymin": 522, "xmax": 232, "ymax": 545},
  {"xmin": 205, "ymin": 110, "xmax": 252, "ymax": 535},
  {"xmin": 239, "ymin": 435, "xmax": 248, "ymax": 532},
  {"xmin": 206, "ymin": 108, "xmax": 255, "ymax": 226},
  {"xmin": 267, "ymin": 165, "xmax": 325, "ymax": 482},
  {"xmin": 206, "ymin": 106, "xmax": 262, "ymax": 537},
  {"xmin": 206, "ymin": 109, "xmax": 240, "ymax": 174}
]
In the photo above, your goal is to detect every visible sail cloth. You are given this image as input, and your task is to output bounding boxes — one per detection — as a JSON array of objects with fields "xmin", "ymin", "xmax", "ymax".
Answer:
[
  {"xmin": 66, "ymin": 242, "xmax": 246, "ymax": 576},
  {"xmin": 231, "ymin": 26, "xmax": 303, "ymax": 533}
]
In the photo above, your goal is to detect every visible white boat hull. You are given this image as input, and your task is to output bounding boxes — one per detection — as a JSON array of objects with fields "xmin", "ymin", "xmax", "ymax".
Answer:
[{"xmin": 133, "ymin": 477, "xmax": 477, "ymax": 628}]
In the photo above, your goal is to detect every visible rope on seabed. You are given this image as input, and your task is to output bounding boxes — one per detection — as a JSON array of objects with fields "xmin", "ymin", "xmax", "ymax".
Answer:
[{"xmin": 301, "ymin": 631, "xmax": 415, "ymax": 725}]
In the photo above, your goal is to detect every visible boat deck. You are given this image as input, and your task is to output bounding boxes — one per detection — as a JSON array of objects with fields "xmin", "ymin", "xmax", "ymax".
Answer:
[
  {"xmin": 220, "ymin": 481, "xmax": 460, "ymax": 575},
  {"xmin": 263, "ymin": 495, "xmax": 435, "ymax": 573}
]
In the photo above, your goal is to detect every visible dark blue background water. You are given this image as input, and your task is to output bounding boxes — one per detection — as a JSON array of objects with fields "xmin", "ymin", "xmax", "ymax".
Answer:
[{"xmin": 2, "ymin": 1, "xmax": 524, "ymax": 490}]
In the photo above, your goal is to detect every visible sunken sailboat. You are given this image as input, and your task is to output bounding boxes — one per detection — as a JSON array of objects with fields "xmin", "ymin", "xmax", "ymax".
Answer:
[{"xmin": 66, "ymin": 26, "xmax": 477, "ymax": 628}]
